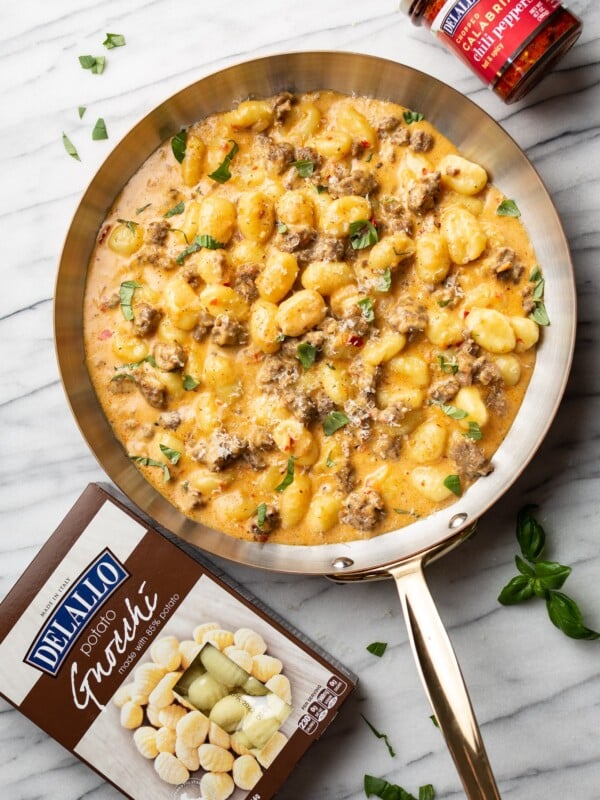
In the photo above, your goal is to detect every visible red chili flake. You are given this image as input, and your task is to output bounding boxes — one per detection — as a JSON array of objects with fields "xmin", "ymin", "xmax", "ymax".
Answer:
[
  {"xmin": 99, "ymin": 329, "xmax": 113, "ymax": 340},
  {"xmin": 359, "ymin": 139, "xmax": 370, "ymax": 149},
  {"xmin": 463, "ymin": 310, "xmax": 470, "ymax": 318},
  {"xmin": 348, "ymin": 335, "xmax": 364, "ymax": 347}
]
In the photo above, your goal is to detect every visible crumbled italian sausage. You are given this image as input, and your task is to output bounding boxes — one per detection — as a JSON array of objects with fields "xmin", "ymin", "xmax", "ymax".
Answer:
[
  {"xmin": 210, "ymin": 314, "xmax": 248, "ymax": 346},
  {"xmin": 328, "ymin": 169, "xmax": 379, "ymax": 198},
  {"xmin": 136, "ymin": 367, "xmax": 167, "ymax": 409},
  {"xmin": 449, "ymin": 435, "xmax": 493, "ymax": 480},
  {"xmin": 340, "ymin": 488, "xmax": 386, "ymax": 530},
  {"xmin": 153, "ymin": 342, "xmax": 187, "ymax": 371},
  {"xmin": 406, "ymin": 171, "xmax": 441, "ymax": 214},
  {"xmin": 389, "ymin": 298, "xmax": 428, "ymax": 335},
  {"xmin": 134, "ymin": 302, "xmax": 162, "ymax": 337},
  {"xmin": 409, "ymin": 129, "xmax": 434, "ymax": 153}
]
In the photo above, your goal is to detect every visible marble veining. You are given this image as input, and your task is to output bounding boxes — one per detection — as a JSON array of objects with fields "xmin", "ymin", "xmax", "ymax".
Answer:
[{"xmin": 1, "ymin": 0, "xmax": 599, "ymax": 797}]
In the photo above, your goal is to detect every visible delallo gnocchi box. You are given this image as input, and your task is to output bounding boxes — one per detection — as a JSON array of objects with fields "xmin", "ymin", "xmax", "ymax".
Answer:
[{"xmin": 0, "ymin": 483, "xmax": 356, "ymax": 799}]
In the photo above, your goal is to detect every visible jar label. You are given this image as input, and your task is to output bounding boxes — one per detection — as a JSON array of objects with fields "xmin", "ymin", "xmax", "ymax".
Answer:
[{"xmin": 431, "ymin": 0, "xmax": 562, "ymax": 86}]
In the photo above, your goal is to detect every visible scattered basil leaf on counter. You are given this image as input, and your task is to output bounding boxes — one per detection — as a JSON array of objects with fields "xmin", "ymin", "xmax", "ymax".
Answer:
[
  {"xmin": 437, "ymin": 355, "xmax": 458, "ymax": 374},
  {"xmin": 291, "ymin": 159, "xmax": 314, "ymax": 177},
  {"xmin": 496, "ymin": 198, "xmax": 521, "ymax": 217},
  {"xmin": 103, "ymin": 32, "xmax": 126, "ymax": 49},
  {"xmin": 360, "ymin": 715, "xmax": 395, "ymax": 758},
  {"xmin": 403, "ymin": 110, "xmax": 424, "ymax": 124},
  {"xmin": 130, "ymin": 455, "xmax": 170, "ymax": 482},
  {"xmin": 92, "ymin": 117, "xmax": 108, "ymax": 140},
  {"xmin": 364, "ymin": 776, "xmax": 435, "ymax": 800},
  {"xmin": 419, "ymin": 787, "xmax": 435, "ymax": 800},
  {"xmin": 275, "ymin": 457, "xmax": 296, "ymax": 493},
  {"xmin": 136, "ymin": 203, "xmax": 152, "ymax": 214},
  {"xmin": 431, "ymin": 400, "xmax": 468, "ymax": 420},
  {"xmin": 209, "ymin": 140, "xmax": 239, "ymax": 183},
  {"xmin": 366, "ymin": 642, "xmax": 387, "ymax": 657},
  {"xmin": 176, "ymin": 234, "xmax": 225, "ymax": 264},
  {"xmin": 78, "ymin": 106, "xmax": 86, "ymax": 119},
  {"xmin": 183, "ymin": 374, "xmax": 199, "ymax": 390},
  {"xmin": 172, "ymin": 129, "xmax": 187, "ymax": 163},
  {"xmin": 429, "ymin": 714, "xmax": 439, "ymax": 728},
  {"xmin": 357, "ymin": 297, "xmax": 375, "ymax": 323},
  {"xmin": 297, "ymin": 342, "xmax": 317, "ymax": 370},
  {"xmin": 164, "ymin": 201, "xmax": 185, "ymax": 218},
  {"xmin": 377, "ymin": 267, "xmax": 392, "ymax": 293},
  {"xmin": 464, "ymin": 421, "xmax": 483, "ymax": 441},
  {"xmin": 119, "ymin": 280, "xmax": 142, "ymax": 320},
  {"xmin": 349, "ymin": 219, "xmax": 378, "ymax": 250},
  {"xmin": 117, "ymin": 218, "xmax": 137, "ymax": 235},
  {"xmin": 276, "ymin": 221, "xmax": 288, "ymax": 234},
  {"xmin": 326, "ymin": 452, "xmax": 336, "ymax": 468},
  {"xmin": 256, "ymin": 502, "xmax": 267, "ymax": 530},
  {"xmin": 79, "ymin": 55, "xmax": 106, "ymax": 74},
  {"xmin": 78, "ymin": 55, "xmax": 97, "ymax": 69},
  {"xmin": 444, "ymin": 474, "xmax": 461, "ymax": 496},
  {"xmin": 323, "ymin": 411, "xmax": 350, "ymax": 436},
  {"xmin": 159, "ymin": 444, "xmax": 181, "ymax": 465},
  {"xmin": 62, "ymin": 132, "xmax": 80, "ymax": 161},
  {"xmin": 498, "ymin": 505, "xmax": 600, "ymax": 640}
]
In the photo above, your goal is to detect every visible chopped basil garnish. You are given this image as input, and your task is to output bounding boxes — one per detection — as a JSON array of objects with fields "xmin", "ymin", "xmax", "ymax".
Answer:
[
  {"xmin": 164, "ymin": 201, "xmax": 185, "ymax": 218},
  {"xmin": 130, "ymin": 455, "xmax": 170, "ymax": 482},
  {"xmin": 62, "ymin": 132, "xmax": 80, "ymax": 161},
  {"xmin": 360, "ymin": 715, "xmax": 395, "ymax": 758},
  {"xmin": 437, "ymin": 298, "xmax": 451, "ymax": 308},
  {"xmin": 296, "ymin": 342, "xmax": 317, "ymax": 370},
  {"xmin": 394, "ymin": 508, "xmax": 420, "ymax": 518},
  {"xmin": 176, "ymin": 234, "xmax": 225, "ymax": 265},
  {"xmin": 136, "ymin": 203, "xmax": 152, "ymax": 214},
  {"xmin": 365, "ymin": 150, "xmax": 374, "ymax": 162},
  {"xmin": 208, "ymin": 140, "xmax": 239, "ymax": 183},
  {"xmin": 323, "ymin": 411, "xmax": 350, "ymax": 436},
  {"xmin": 430, "ymin": 714, "xmax": 439, "ymax": 728},
  {"xmin": 349, "ymin": 219, "xmax": 378, "ymax": 250},
  {"xmin": 172, "ymin": 129, "xmax": 187, "ymax": 163},
  {"xmin": 79, "ymin": 55, "xmax": 105, "ymax": 74},
  {"xmin": 403, "ymin": 110, "xmax": 424, "ymax": 124},
  {"xmin": 78, "ymin": 55, "xmax": 97, "ymax": 69},
  {"xmin": 159, "ymin": 444, "xmax": 181, "ymax": 465},
  {"xmin": 437, "ymin": 355, "xmax": 458, "ymax": 374},
  {"xmin": 103, "ymin": 32, "xmax": 126, "ymax": 49},
  {"xmin": 115, "ymin": 354, "xmax": 158, "ymax": 371},
  {"xmin": 78, "ymin": 106, "xmax": 86, "ymax": 119},
  {"xmin": 256, "ymin": 502, "xmax": 267, "ymax": 530},
  {"xmin": 325, "ymin": 451, "xmax": 336, "ymax": 468},
  {"xmin": 92, "ymin": 118, "xmax": 108, "ymax": 140},
  {"xmin": 291, "ymin": 159, "xmax": 314, "ymax": 178},
  {"xmin": 357, "ymin": 297, "xmax": 375, "ymax": 322},
  {"xmin": 276, "ymin": 221, "xmax": 288, "ymax": 234},
  {"xmin": 377, "ymin": 267, "xmax": 392, "ymax": 293},
  {"xmin": 364, "ymin": 775, "xmax": 435, "ymax": 800},
  {"xmin": 183, "ymin": 374, "xmax": 199, "ymax": 390},
  {"xmin": 315, "ymin": 184, "xmax": 328, "ymax": 194},
  {"xmin": 275, "ymin": 457, "xmax": 296, "ymax": 492},
  {"xmin": 528, "ymin": 267, "xmax": 550, "ymax": 326},
  {"xmin": 464, "ymin": 421, "xmax": 483, "ymax": 440},
  {"xmin": 496, "ymin": 198, "xmax": 521, "ymax": 217},
  {"xmin": 498, "ymin": 505, "xmax": 599, "ymax": 639},
  {"xmin": 431, "ymin": 399, "xmax": 468, "ymax": 420},
  {"xmin": 119, "ymin": 280, "xmax": 142, "ymax": 321},
  {"xmin": 444, "ymin": 474, "xmax": 461, "ymax": 496},
  {"xmin": 366, "ymin": 642, "xmax": 387, "ymax": 657},
  {"xmin": 117, "ymin": 218, "xmax": 138, "ymax": 235}
]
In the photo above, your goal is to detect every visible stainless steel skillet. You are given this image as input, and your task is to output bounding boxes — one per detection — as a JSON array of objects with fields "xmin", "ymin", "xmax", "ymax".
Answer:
[{"xmin": 54, "ymin": 52, "xmax": 576, "ymax": 798}]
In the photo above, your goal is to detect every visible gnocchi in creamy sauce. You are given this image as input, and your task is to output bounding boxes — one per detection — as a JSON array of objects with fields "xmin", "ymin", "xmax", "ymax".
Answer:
[{"xmin": 84, "ymin": 91, "xmax": 541, "ymax": 545}]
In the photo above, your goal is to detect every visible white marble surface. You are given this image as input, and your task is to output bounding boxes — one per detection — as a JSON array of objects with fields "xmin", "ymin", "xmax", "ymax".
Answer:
[{"xmin": 1, "ymin": 1, "xmax": 599, "ymax": 797}]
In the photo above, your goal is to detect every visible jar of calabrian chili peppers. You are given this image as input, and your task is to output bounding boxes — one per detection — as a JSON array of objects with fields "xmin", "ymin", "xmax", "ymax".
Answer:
[{"xmin": 400, "ymin": 0, "xmax": 582, "ymax": 102}]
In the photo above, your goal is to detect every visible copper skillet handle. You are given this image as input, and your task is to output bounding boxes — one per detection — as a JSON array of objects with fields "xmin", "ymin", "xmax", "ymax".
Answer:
[{"xmin": 390, "ymin": 557, "xmax": 501, "ymax": 800}]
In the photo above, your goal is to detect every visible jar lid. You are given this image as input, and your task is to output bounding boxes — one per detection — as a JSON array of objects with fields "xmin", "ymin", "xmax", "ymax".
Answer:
[{"xmin": 399, "ymin": 0, "xmax": 428, "ymax": 23}]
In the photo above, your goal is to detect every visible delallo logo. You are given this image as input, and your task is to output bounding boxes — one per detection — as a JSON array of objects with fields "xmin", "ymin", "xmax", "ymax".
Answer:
[
  {"xmin": 24, "ymin": 549, "xmax": 129, "ymax": 677},
  {"xmin": 440, "ymin": 0, "xmax": 480, "ymax": 35}
]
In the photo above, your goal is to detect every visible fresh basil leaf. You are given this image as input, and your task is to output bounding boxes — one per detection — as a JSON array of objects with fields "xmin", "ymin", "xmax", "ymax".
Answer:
[
  {"xmin": 349, "ymin": 219, "xmax": 378, "ymax": 250},
  {"xmin": 529, "ymin": 267, "xmax": 542, "ymax": 283},
  {"xmin": 119, "ymin": 280, "xmax": 142, "ymax": 321},
  {"xmin": 323, "ymin": 411, "xmax": 350, "ymax": 436},
  {"xmin": 136, "ymin": 203, "xmax": 152, "ymax": 214},
  {"xmin": 464, "ymin": 421, "xmax": 482, "ymax": 440},
  {"xmin": 378, "ymin": 267, "xmax": 392, "ymax": 293},
  {"xmin": 276, "ymin": 221, "xmax": 288, "ymax": 234},
  {"xmin": 365, "ymin": 150, "xmax": 374, "ymax": 162},
  {"xmin": 437, "ymin": 355, "xmax": 458, "ymax": 374},
  {"xmin": 357, "ymin": 297, "xmax": 376, "ymax": 323},
  {"xmin": 443, "ymin": 474, "xmax": 461, "ymax": 496},
  {"xmin": 129, "ymin": 455, "xmax": 170, "ymax": 482},
  {"xmin": 515, "ymin": 554, "xmax": 535, "ymax": 577},
  {"xmin": 496, "ymin": 199, "xmax": 521, "ymax": 217},
  {"xmin": 534, "ymin": 561, "xmax": 572, "ymax": 591},
  {"xmin": 297, "ymin": 342, "xmax": 317, "ymax": 370},
  {"xmin": 275, "ymin": 457, "xmax": 295, "ymax": 493},
  {"xmin": 208, "ymin": 140, "xmax": 239, "ymax": 183},
  {"xmin": 430, "ymin": 714, "xmax": 439, "ymax": 728},
  {"xmin": 437, "ymin": 298, "xmax": 451, "ymax": 308},
  {"xmin": 176, "ymin": 234, "xmax": 225, "ymax": 265},
  {"xmin": 291, "ymin": 159, "xmax": 314, "ymax": 178},
  {"xmin": 172, "ymin": 129, "xmax": 187, "ymax": 164},
  {"xmin": 116, "ymin": 354, "xmax": 158, "ymax": 370},
  {"xmin": 92, "ymin": 118, "xmax": 108, "ymax": 140},
  {"xmin": 366, "ymin": 642, "xmax": 387, "ymax": 657},
  {"xmin": 78, "ymin": 55, "xmax": 97, "ymax": 69},
  {"xmin": 183, "ymin": 374, "xmax": 199, "ymax": 390},
  {"xmin": 516, "ymin": 505, "xmax": 545, "ymax": 561},
  {"xmin": 164, "ymin": 201, "xmax": 185, "ymax": 218},
  {"xmin": 403, "ymin": 110, "xmax": 424, "ymax": 124},
  {"xmin": 117, "ymin": 218, "xmax": 137, "ymax": 235},
  {"xmin": 159, "ymin": 444, "xmax": 181, "ymax": 465},
  {"xmin": 364, "ymin": 775, "xmax": 414, "ymax": 800},
  {"xmin": 62, "ymin": 132, "xmax": 80, "ymax": 161},
  {"xmin": 530, "ymin": 301, "xmax": 550, "ymax": 326},
  {"xmin": 256, "ymin": 502, "xmax": 267, "ymax": 530},
  {"xmin": 546, "ymin": 592, "xmax": 600, "ymax": 640},
  {"xmin": 78, "ymin": 106, "xmax": 86, "ymax": 119},
  {"xmin": 431, "ymin": 399, "xmax": 468, "ymax": 420},
  {"xmin": 498, "ymin": 574, "xmax": 535, "ymax": 605},
  {"xmin": 532, "ymin": 277, "xmax": 545, "ymax": 301},
  {"xmin": 361, "ymin": 715, "xmax": 396, "ymax": 758},
  {"xmin": 326, "ymin": 452, "xmax": 336, "ymax": 468},
  {"xmin": 394, "ymin": 508, "xmax": 419, "ymax": 518},
  {"xmin": 103, "ymin": 32, "xmax": 126, "ymax": 49},
  {"xmin": 419, "ymin": 787, "xmax": 435, "ymax": 800},
  {"xmin": 315, "ymin": 184, "xmax": 328, "ymax": 194},
  {"xmin": 91, "ymin": 56, "xmax": 106, "ymax": 75}
]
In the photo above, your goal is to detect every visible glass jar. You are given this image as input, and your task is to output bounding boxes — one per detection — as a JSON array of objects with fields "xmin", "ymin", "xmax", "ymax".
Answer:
[{"xmin": 400, "ymin": 0, "xmax": 582, "ymax": 103}]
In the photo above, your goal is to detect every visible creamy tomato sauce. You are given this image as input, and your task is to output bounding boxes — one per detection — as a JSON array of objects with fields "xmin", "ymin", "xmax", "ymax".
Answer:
[{"xmin": 84, "ymin": 91, "xmax": 540, "ymax": 545}]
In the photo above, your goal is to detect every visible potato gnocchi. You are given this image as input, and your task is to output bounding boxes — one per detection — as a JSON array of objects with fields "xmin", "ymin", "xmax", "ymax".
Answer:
[
  {"xmin": 114, "ymin": 626, "xmax": 291, "ymax": 789},
  {"xmin": 85, "ymin": 91, "xmax": 542, "ymax": 545}
]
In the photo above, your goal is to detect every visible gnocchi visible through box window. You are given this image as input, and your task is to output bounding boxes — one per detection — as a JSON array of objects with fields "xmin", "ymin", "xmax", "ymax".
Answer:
[{"xmin": 0, "ymin": 484, "xmax": 357, "ymax": 800}]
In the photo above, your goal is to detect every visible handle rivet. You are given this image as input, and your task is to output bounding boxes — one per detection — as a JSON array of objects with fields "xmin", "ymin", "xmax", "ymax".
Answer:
[
  {"xmin": 449, "ymin": 512, "xmax": 468, "ymax": 529},
  {"xmin": 331, "ymin": 557, "xmax": 354, "ymax": 569}
]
